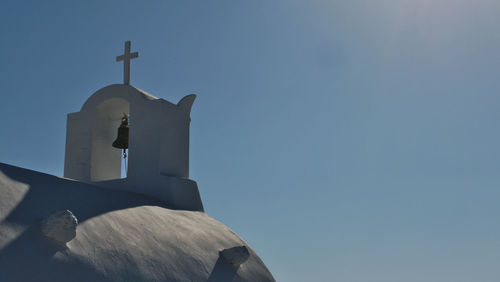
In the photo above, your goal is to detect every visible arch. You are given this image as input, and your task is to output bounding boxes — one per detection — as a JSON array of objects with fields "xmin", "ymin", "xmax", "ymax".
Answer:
[{"xmin": 81, "ymin": 84, "xmax": 159, "ymax": 113}]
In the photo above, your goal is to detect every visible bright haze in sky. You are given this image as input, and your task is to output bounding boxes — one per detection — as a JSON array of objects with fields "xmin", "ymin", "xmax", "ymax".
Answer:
[{"xmin": 1, "ymin": 1, "xmax": 499, "ymax": 281}]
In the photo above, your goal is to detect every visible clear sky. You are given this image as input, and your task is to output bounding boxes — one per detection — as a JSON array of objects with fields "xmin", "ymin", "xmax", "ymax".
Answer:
[{"xmin": 1, "ymin": 0, "xmax": 500, "ymax": 281}]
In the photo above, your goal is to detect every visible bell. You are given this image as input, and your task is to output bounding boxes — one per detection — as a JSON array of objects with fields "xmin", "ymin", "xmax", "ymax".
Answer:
[{"xmin": 112, "ymin": 114, "xmax": 129, "ymax": 149}]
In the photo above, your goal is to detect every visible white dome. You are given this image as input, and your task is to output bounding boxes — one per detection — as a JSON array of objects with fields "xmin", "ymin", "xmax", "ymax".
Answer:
[{"xmin": 0, "ymin": 163, "xmax": 274, "ymax": 281}]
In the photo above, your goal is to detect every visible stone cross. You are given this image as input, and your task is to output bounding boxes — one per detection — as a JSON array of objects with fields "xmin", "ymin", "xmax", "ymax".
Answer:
[{"xmin": 116, "ymin": 41, "xmax": 139, "ymax": 85}]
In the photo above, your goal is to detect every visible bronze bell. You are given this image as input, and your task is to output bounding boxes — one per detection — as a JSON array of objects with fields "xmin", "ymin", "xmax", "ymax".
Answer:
[{"xmin": 112, "ymin": 114, "xmax": 129, "ymax": 149}]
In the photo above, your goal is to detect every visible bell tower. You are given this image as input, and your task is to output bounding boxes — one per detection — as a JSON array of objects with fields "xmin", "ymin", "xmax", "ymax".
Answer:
[{"xmin": 63, "ymin": 41, "xmax": 203, "ymax": 211}]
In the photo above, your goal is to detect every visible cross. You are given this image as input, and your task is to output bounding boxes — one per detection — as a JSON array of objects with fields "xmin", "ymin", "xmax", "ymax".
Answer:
[{"xmin": 116, "ymin": 41, "xmax": 139, "ymax": 85}]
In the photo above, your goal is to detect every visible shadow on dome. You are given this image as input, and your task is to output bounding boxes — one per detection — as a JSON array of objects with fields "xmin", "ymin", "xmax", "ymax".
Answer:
[{"xmin": 0, "ymin": 162, "xmax": 169, "ymax": 227}]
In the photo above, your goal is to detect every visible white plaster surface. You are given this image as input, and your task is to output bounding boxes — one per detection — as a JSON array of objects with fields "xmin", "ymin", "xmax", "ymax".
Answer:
[{"xmin": 0, "ymin": 162, "xmax": 274, "ymax": 282}]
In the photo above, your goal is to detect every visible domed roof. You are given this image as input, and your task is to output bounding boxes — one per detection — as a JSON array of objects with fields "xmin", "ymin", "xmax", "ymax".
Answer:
[{"xmin": 0, "ymin": 163, "xmax": 274, "ymax": 281}]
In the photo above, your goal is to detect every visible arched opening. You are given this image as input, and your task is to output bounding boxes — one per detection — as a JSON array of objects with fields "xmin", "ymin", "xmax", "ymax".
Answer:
[{"xmin": 90, "ymin": 98, "xmax": 130, "ymax": 181}]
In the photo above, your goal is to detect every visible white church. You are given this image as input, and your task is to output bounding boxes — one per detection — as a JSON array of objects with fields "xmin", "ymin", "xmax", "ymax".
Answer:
[{"xmin": 0, "ymin": 41, "xmax": 274, "ymax": 282}]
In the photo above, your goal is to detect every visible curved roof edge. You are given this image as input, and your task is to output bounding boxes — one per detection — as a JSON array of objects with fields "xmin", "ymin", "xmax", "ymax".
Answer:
[{"xmin": 80, "ymin": 84, "xmax": 159, "ymax": 112}]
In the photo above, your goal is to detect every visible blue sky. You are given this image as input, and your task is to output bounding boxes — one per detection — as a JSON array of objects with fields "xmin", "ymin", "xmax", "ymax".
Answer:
[{"xmin": 1, "ymin": 1, "xmax": 500, "ymax": 281}]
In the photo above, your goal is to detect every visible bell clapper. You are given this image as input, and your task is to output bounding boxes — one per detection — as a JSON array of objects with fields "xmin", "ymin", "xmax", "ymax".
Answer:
[{"xmin": 123, "ymin": 148, "xmax": 128, "ymax": 176}]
